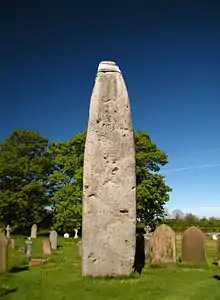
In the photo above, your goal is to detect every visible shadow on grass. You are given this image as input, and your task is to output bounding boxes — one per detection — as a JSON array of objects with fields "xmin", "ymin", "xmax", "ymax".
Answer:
[
  {"xmin": 85, "ymin": 274, "xmax": 139, "ymax": 281},
  {"xmin": 213, "ymin": 274, "xmax": 220, "ymax": 280},
  {"xmin": 133, "ymin": 233, "xmax": 145, "ymax": 275},
  {"xmin": 9, "ymin": 266, "xmax": 29, "ymax": 273},
  {"xmin": 0, "ymin": 287, "xmax": 17, "ymax": 297}
]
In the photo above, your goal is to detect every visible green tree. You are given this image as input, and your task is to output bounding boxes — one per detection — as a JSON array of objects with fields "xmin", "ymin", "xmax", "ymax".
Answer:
[
  {"xmin": 49, "ymin": 132, "xmax": 86, "ymax": 234},
  {"xmin": 50, "ymin": 130, "xmax": 172, "ymax": 233},
  {"xmin": 0, "ymin": 129, "xmax": 51, "ymax": 231},
  {"xmin": 135, "ymin": 131, "xmax": 172, "ymax": 228}
]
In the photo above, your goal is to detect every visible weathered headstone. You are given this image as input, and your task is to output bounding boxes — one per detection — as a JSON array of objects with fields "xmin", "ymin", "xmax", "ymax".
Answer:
[
  {"xmin": 151, "ymin": 224, "xmax": 176, "ymax": 264},
  {"xmin": 64, "ymin": 233, "xmax": 69, "ymax": 238},
  {"xmin": 26, "ymin": 237, "xmax": 32, "ymax": 261},
  {"xmin": 42, "ymin": 238, "xmax": 52, "ymax": 256},
  {"xmin": 49, "ymin": 230, "xmax": 57, "ymax": 250},
  {"xmin": 8, "ymin": 238, "xmax": 15, "ymax": 250},
  {"xmin": 31, "ymin": 224, "xmax": 37, "ymax": 239},
  {"xmin": 82, "ymin": 61, "xmax": 136, "ymax": 276},
  {"xmin": 0, "ymin": 229, "xmax": 7, "ymax": 273},
  {"xmin": 182, "ymin": 226, "xmax": 206, "ymax": 264}
]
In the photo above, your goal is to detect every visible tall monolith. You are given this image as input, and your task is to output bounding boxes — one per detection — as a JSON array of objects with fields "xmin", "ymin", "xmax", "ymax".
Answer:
[{"xmin": 82, "ymin": 61, "xmax": 136, "ymax": 276}]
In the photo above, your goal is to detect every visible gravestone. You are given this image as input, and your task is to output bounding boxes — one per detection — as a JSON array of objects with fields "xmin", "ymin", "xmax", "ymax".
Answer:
[
  {"xmin": 26, "ymin": 237, "xmax": 32, "ymax": 261},
  {"xmin": 31, "ymin": 224, "xmax": 37, "ymax": 239},
  {"xmin": 74, "ymin": 229, "xmax": 79, "ymax": 239},
  {"xmin": 0, "ymin": 229, "xmax": 7, "ymax": 273},
  {"xmin": 8, "ymin": 238, "xmax": 15, "ymax": 250},
  {"xmin": 64, "ymin": 233, "xmax": 69, "ymax": 238},
  {"xmin": 82, "ymin": 61, "xmax": 136, "ymax": 277},
  {"xmin": 151, "ymin": 224, "xmax": 176, "ymax": 264},
  {"xmin": 6, "ymin": 225, "xmax": 10, "ymax": 239},
  {"xmin": 42, "ymin": 238, "xmax": 52, "ymax": 256},
  {"xmin": 182, "ymin": 226, "xmax": 206, "ymax": 264},
  {"xmin": 49, "ymin": 230, "xmax": 57, "ymax": 250}
]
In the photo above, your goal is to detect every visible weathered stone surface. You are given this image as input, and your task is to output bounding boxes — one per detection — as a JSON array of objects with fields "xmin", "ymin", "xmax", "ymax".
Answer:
[
  {"xmin": 151, "ymin": 224, "xmax": 176, "ymax": 264},
  {"xmin": 82, "ymin": 61, "xmax": 136, "ymax": 276},
  {"xmin": 182, "ymin": 226, "xmax": 206, "ymax": 264},
  {"xmin": 0, "ymin": 229, "xmax": 7, "ymax": 273},
  {"xmin": 8, "ymin": 238, "xmax": 15, "ymax": 250},
  {"xmin": 49, "ymin": 230, "xmax": 57, "ymax": 250},
  {"xmin": 42, "ymin": 238, "xmax": 52, "ymax": 256},
  {"xmin": 31, "ymin": 224, "xmax": 37, "ymax": 239}
]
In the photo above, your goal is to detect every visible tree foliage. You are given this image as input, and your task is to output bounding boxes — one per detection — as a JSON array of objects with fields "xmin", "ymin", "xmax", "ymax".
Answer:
[
  {"xmin": 48, "ymin": 132, "xmax": 86, "ymax": 234},
  {"xmin": 0, "ymin": 129, "xmax": 172, "ymax": 233},
  {"xmin": 135, "ymin": 131, "xmax": 172, "ymax": 228},
  {"xmin": 0, "ymin": 129, "xmax": 51, "ymax": 231},
  {"xmin": 49, "ymin": 130, "xmax": 172, "ymax": 232},
  {"xmin": 164, "ymin": 213, "xmax": 220, "ymax": 233}
]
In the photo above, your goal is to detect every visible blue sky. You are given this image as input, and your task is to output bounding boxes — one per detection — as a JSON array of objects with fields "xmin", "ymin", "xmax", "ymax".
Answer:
[{"xmin": 1, "ymin": 1, "xmax": 220, "ymax": 218}]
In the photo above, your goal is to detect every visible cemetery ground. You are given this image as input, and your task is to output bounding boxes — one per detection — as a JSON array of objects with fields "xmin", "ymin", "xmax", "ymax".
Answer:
[{"xmin": 1, "ymin": 235, "xmax": 220, "ymax": 300}]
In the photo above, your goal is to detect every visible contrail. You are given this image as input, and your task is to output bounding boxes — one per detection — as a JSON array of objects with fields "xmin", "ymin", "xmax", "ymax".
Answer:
[{"xmin": 162, "ymin": 163, "xmax": 220, "ymax": 173}]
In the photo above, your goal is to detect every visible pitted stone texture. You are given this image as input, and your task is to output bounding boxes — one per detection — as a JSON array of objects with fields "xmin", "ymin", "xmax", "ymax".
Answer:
[{"xmin": 82, "ymin": 61, "xmax": 136, "ymax": 277}]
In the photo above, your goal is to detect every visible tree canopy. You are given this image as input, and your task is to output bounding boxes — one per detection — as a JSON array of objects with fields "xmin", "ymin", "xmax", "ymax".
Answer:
[
  {"xmin": 0, "ymin": 129, "xmax": 51, "ymax": 231},
  {"xmin": 0, "ymin": 129, "xmax": 172, "ymax": 233}
]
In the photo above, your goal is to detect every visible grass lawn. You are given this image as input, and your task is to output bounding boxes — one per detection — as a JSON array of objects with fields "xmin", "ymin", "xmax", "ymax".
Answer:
[{"xmin": 1, "ymin": 235, "xmax": 220, "ymax": 299}]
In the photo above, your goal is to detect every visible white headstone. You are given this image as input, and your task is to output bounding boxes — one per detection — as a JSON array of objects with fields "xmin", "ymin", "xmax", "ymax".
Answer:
[
  {"xmin": 64, "ymin": 233, "xmax": 69, "ymax": 238},
  {"xmin": 31, "ymin": 224, "xmax": 37, "ymax": 239},
  {"xmin": 6, "ymin": 225, "xmax": 10, "ymax": 239},
  {"xmin": 74, "ymin": 229, "xmax": 79, "ymax": 239},
  {"xmin": 49, "ymin": 230, "xmax": 57, "ymax": 250}
]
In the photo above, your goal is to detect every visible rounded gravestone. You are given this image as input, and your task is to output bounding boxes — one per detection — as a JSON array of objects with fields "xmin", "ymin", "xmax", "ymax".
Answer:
[
  {"xmin": 151, "ymin": 224, "xmax": 176, "ymax": 264},
  {"xmin": 182, "ymin": 226, "xmax": 206, "ymax": 265}
]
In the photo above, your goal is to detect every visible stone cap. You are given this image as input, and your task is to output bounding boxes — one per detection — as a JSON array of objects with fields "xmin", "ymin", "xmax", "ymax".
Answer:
[{"xmin": 98, "ymin": 61, "xmax": 121, "ymax": 73}]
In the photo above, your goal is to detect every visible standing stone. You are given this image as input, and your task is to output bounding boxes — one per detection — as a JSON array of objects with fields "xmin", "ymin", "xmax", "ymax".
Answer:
[
  {"xmin": 0, "ymin": 229, "xmax": 7, "ymax": 273},
  {"xmin": 151, "ymin": 224, "xmax": 176, "ymax": 264},
  {"xmin": 182, "ymin": 226, "xmax": 206, "ymax": 264},
  {"xmin": 31, "ymin": 224, "xmax": 37, "ymax": 239},
  {"xmin": 49, "ymin": 230, "xmax": 57, "ymax": 250},
  {"xmin": 82, "ymin": 61, "xmax": 136, "ymax": 277},
  {"xmin": 42, "ymin": 238, "xmax": 52, "ymax": 256}
]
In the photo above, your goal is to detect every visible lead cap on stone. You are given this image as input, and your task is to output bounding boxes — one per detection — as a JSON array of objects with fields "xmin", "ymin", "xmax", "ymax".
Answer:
[{"xmin": 98, "ymin": 61, "xmax": 121, "ymax": 73}]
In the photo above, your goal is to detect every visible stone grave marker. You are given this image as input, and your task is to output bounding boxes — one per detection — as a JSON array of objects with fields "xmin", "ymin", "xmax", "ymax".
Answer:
[
  {"xmin": 8, "ymin": 238, "xmax": 15, "ymax": 250},
  {"xmin": 26, "ymin": 237, "xmax": 32, "ymax": 262},
  {"xmin": 0, "ymin": 229, "xmax": 7, "ymax": 273},
  {"xmin": 182, "ymin": 226, "xmax": 206, "ymax": 265},
  {"xmin": 74, "ymin": 229, "xmax": 79, "ymax": 239},
  {"xmin": 151, "ymin": 224, "xmax": 176, "ymax": 264},
  {"xmin": 42, "ymin": 238, "xmax": 52, "ymax": 256},
  {"xmin": 49, "ymin": 230, "xmax": 57, "ymax": 250},
  {"xmin": 31, "ymin": 224, "xmax": 37, "ymax": 239},
  {"xmin": 6, "ymin": 225, "xmax": 10, "ymax": 239}
]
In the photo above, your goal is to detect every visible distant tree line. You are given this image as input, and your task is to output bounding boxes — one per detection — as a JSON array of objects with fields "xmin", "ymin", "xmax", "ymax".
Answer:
[
  {"xmin": 163, "ymin": 213, "xmax": 220, "ymax": 233},
  {"xmin": 0, "ymin": 129, "xmax": 172, "ymax": 234}
]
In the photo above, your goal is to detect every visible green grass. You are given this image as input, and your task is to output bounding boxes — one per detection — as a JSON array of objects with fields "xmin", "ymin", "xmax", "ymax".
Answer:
[{"xmin": 1, "ymin": 236, "xmax": 220, "ymax": 299}]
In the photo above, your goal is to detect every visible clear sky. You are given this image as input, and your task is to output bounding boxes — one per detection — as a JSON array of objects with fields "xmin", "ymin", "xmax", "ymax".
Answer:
[{"xmin": 1, "ymin": 1, "xmax": 220, "ymax": 218}]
